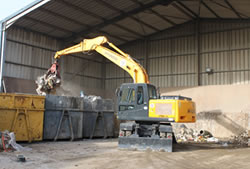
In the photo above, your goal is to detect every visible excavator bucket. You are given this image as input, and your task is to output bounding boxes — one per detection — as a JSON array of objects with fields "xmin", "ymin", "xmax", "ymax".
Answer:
[{"xmin": 36, "ymin": 60, "xmax": 61, "ymax": 95}]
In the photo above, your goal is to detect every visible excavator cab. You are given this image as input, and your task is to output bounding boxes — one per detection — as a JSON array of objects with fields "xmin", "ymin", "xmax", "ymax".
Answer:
[
  {"xmin": 117, "ymin": 83, "xmax": 158, "ymax": 121},
  {"xmin": 117, "ymin": 83, "xmax": 195, "ymax": 123}
]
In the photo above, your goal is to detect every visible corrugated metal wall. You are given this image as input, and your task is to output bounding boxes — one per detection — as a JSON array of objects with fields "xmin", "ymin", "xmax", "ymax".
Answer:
[
  {"xmin": 62, "ymin": 53, "xmax": 103, "ymax": 89},
  {"xmin": 200, "ymin": 21, "xmax": 250, "ymax": 85},
  {"xmin": 105, "ymin": 20, "xmax": 250, "ymax": 90},
  {"xmin": 4, "ymin": 26, "xmax": 104, "ymax": 94},
  {"xmin": 4, "ymin": 27, "xmax": 59, "ymax": 80},
  {"xmin": 5, "ymin": 20, "xmax": 250, "ymax": 93}
]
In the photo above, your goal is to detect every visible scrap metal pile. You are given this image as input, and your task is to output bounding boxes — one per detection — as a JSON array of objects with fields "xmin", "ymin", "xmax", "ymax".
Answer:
[
  {"xmin": 175, "ymin": 125, "xmax": 219, "ymax": 143},
  {"xmin": 36, "ymin": 60, "xmax": 61, "ymax": 96},
  {"xmin": 175, "ymin": 125, "xmax": 250, "ymax": 146}
]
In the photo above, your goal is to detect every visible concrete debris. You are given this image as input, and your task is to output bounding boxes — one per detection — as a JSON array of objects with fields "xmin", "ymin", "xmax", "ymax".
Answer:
[{"xmin": 0, "ymin": 131, "xmax": 31, "ymax": 152}]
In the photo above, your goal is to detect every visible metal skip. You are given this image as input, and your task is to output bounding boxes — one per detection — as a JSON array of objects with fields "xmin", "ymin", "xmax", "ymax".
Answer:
[{"xmin": 43, "ymin": 95, "xmax": 115, "ymax": 140}]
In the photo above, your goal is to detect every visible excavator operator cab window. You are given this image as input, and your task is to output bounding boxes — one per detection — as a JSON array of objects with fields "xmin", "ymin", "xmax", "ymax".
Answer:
[
  {"xmin": 119, "ymin": 88, "xmax": 135, "ymax": 111},
  {"xmin": 148, "ymin": 85, "xmax": 157, "ymax": 99},
  {"xmin": 137, "ymin": 86, "xmax": 144, "ymax": 105},
  {"xmin": 120, "ymin": 88, "xmax": 135, "ymax": 103}
]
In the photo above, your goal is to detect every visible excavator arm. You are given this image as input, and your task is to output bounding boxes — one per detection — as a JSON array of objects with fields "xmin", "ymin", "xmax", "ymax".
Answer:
[
  {"xmin": 54, "ymin": 36, "xmax": 149, "ymax": 83},
  {"xmin": 36, "ymin": 36, "xmax": 149, "ymax": 95}
]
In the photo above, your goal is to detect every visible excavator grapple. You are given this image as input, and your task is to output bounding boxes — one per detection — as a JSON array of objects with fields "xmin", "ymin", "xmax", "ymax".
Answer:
[{"xmin": 36, "ymin": 60, "xmax": 61, "ymax": 95}]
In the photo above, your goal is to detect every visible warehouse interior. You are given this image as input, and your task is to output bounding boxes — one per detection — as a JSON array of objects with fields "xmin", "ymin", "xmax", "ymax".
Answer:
[{"xmin": 1, "ymin": 0, "xmax": 250, "ymax": 168}]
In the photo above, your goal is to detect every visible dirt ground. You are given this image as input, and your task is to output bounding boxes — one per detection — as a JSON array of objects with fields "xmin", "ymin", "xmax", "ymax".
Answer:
[{"xmin": 0, "ymin": 139, "xmax": 250, "ymax": 169}]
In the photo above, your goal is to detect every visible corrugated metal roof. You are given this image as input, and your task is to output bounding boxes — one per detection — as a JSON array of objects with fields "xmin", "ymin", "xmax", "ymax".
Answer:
[{"xmin": 1, "ymin": 0, "xmax": 250, "ymax": 46}]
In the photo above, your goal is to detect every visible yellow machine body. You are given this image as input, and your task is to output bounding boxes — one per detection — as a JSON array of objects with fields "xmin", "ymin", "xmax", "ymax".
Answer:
[{"xmin": 148, "ymin": 99, "xmax": 196, "ymax": 123}]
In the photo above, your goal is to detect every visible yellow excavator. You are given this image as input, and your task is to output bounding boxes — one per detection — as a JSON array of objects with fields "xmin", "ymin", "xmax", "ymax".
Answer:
[{"xmin": 37, "ymin": 36, "xmax": 196, "ymax": 152}]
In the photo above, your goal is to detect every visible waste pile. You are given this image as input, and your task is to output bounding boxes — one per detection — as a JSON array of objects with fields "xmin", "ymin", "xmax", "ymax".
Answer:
[
  {"xmin": 0, "ymin": 131, "xmax": 31, "ymax": 152},
  {"xmin": 174, "ymin": 124, "xmax": 219, "ymax": 143},
  {"xmin": 229, "ymin": 130, "xmax": 250, "ymax": 146},
  {"xmin": 175, "ymin": 125, "xmax": 250, "ymax": 146}
]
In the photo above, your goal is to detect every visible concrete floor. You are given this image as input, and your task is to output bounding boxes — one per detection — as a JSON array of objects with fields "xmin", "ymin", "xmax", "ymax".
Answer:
[{"xmin": 0, "ymin": 139, "xmax": 250, "ymax": 169}]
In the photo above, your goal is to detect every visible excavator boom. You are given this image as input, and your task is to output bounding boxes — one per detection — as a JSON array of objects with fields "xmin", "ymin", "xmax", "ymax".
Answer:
[
  {"xmin": 36, "ymin": 36, "xmax": 149, "ymax": 95},
  {"xmin": 55, "ymin": 36, "xmax": 149, "ymax": 83}
]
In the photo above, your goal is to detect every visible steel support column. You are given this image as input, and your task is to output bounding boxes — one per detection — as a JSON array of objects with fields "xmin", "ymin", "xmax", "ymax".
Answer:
[
  {"xmin": 101, "ymin": 57, "xmax": 106, "ymax": 89},
  {"xmin": 0, "ymin": 22, "xmax": 7, "ymax": 92},
  {"xmin": 196, "ymin": 1, "xmax": 201, "ymax": 86},
  {"xmin": 196, "ymin": 19, "xmax": 201, "ymax": 86},
  {"xmin": 145, "ymin": 39, "xmax": 150, "ymax": 77}
]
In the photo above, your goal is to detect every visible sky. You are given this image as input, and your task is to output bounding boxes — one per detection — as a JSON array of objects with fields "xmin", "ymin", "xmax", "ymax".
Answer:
[{"xmin": 0, "ymin": 0, "xmax": 35, "ymax": 21}]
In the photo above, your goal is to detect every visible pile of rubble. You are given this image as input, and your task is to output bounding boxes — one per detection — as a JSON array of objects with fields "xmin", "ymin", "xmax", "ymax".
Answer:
[
  {"xmin": 175, "ymin": 124, "xmax": 219, "ymax": 143},
  {"xmin": 229, "ymin": 130, "xmax": 250, "ymax": 146},
  {"xmin": 174, "ymin": 125, "xmax": 250, "ymax": 146}
]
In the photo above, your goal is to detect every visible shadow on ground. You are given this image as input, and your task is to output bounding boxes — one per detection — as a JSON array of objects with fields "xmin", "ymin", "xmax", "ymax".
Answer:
[{"xmin": 173, "ymin": 142, "xmax": 248, "ymax": 152}]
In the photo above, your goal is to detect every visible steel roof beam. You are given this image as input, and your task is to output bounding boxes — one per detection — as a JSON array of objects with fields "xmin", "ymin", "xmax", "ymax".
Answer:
[
  {"xmin": 113, "ymin": 23, "xmax": 143, "ymax": 38},
  {"xmin": 210, "ymin": 0, "xmax": 249, "ymax": 18},
  {"xmin": 201, "ymin": 0, "xmax": 221, "ymax": 18},
  {"xmin": 96, "ymin": 30, "xmax": 128, "ymax": 42},
  {"xmin": 148, "ymin": 9, "xmax": 176, "ymax": 26},
  {"xmin": 93, "ymin": 0, "xmax": 159, "ymax": 33},
  {"xmin": 224, "ymin": 0, "xmax": 242, "ymax": 19},
  {"xmin": 130, "ymin": 15, "xmax": 160, "ymax": 32},
  {"xmin": 56, "ymin": 0, "xmax": 143, "ymax": 40},
  {"xmin": 171, "ymin": 3, "xmax": 194, "ymax": 19},
  {"xmin": 25, "ymin": 16, "xmax": 74, "ymax": 34},
  {"xmin": 39, "ymin": 8, "xmax": 127, "ymax": 42},
  {"xmin": 129, "ymin": 0, "xmax": 175, "ymax": 26},
  {"xmin": 13, "ymin": 25, "xmax": 63, "ymax": 40},
  {"xmin": 55, "ymin": 0, "xmax": 103, "ymax": 21},
  {"xmin": 39, "ymin": 8, "xmax": 88, "ymax": 28},
  {"xmin": 64, "ymin": 0, "xmax": 174, "ymax": 43},
  {"xmin": 176, "ymin": 1, "xmax": 199, "ymax": 18},
  {"xmin": 94, "ymin": 0, "xmax": 160, "ymax": 32}
]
